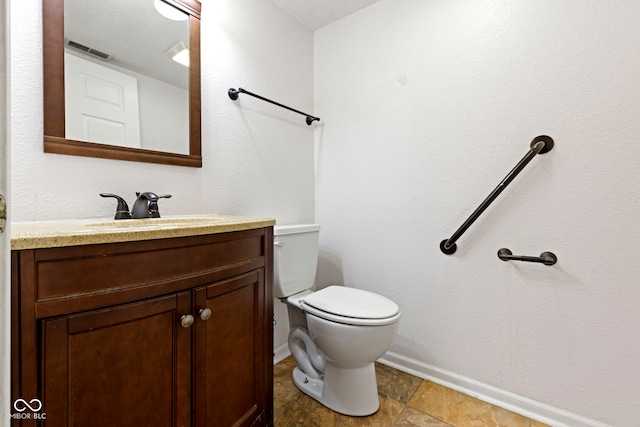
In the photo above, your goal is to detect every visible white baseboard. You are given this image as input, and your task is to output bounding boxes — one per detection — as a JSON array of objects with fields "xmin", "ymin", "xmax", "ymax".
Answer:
[
  {"xmin": 378, "ymin": 351, "xmax": 611, "ymax": 427},
  {"xmin": 273, "ymin": 343, "xmax": 291, "ymax": 364}
]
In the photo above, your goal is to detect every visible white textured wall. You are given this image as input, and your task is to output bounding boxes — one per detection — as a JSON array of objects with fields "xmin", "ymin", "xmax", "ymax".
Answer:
[
  {"xmin": 315, "ymin": 1, "xmax": 640, "ymax": 426},
  {"xmin": 9, "ymin": 0, "xmax": 313, "ymax": 376}
]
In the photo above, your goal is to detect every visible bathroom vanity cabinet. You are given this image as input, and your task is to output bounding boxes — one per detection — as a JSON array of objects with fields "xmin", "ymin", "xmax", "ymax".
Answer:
[{"xmin": 11, "ymin": 224, "xmax": 274, "ymax": 427}]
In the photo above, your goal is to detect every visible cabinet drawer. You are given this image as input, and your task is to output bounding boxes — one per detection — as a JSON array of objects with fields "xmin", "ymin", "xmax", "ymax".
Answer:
[{"xmin": 17, "ymin": 229, "xmax": 268, "ymax": 318}]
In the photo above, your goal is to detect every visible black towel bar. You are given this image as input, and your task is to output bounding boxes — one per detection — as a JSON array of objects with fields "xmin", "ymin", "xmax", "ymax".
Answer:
[
  {"xmin": 497, "ymin": 248, "xmax": 557, "ymax": 265},
  {"xmin": 228, "ymin": 87, "xmax": 320, "ymax": 125},
  {"xmin": 440, "ymin": 135, "xmax": 554, "ymax": 255}
]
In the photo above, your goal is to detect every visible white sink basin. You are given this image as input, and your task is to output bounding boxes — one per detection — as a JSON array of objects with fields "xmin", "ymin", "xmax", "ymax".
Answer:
[{"xmin": 85, "ymin": 216, "xmax": 223, "ymax": 228}]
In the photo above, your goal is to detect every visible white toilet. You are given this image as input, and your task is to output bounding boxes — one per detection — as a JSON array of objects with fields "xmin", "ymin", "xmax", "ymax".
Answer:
[{"xmin": 274, "ymin": 224, "xmax": 401, "ymax": 416}]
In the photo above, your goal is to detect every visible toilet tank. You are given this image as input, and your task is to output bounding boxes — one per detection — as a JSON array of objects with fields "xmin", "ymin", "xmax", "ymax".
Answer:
[{"xmin": 273, "ymin": 224, "xmax": 320, "ymax": 298}]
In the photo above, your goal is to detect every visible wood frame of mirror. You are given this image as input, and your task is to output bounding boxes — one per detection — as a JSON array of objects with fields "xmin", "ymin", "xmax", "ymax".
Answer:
[{"xmin": 43, "ymin": 0, "xmax": 202, "ymax": 167}]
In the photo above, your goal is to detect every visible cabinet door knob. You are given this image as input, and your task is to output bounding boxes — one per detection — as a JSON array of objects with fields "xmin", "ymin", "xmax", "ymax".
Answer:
[
  {"xmin": 199, "ymin": 308, "xmax": 212, "ymax": 321},
  {"xmin": 180, "ymin": 314, "xmax": 195, "ymax": 328}
]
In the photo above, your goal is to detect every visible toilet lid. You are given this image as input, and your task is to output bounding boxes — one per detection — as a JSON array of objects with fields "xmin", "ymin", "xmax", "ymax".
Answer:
[{"xmin": 302, "ymin": 286, "xmax": 399, "ymax": 321}]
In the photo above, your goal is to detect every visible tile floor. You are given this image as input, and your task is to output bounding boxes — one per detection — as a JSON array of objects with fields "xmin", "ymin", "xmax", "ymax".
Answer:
[{"xmin": 274, "ymin": 356, "xmax": 551, "ymax": 427}]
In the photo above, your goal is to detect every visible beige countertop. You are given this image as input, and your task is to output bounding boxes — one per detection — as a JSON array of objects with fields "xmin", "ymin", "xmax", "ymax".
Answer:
[{"xmin": 11, "ymin": 215, "xmax": 276, "ymax": 250}]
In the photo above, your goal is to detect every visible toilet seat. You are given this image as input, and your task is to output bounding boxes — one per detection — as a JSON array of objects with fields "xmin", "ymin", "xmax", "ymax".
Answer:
[{"xmin": 300, "ymin": 286, "xmax": 400, "ymax": 326}]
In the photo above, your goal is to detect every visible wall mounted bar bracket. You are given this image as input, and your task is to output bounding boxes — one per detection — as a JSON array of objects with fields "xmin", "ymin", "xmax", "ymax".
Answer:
[
  {"xmin": 497, "ymin": 248, "xmax": 557, "ymax": 265},
  {"xmin": 228, "ymin": 87, "xmax": 320, "ymax": 125},
  {"xmin": 440, "ymin": 135, "xmax": 554, "ymax": 255}
]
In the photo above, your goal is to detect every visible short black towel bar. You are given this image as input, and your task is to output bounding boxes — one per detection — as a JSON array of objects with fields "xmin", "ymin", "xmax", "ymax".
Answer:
[
  {"xmin": 497, "ymin": 248, "xmax": 557, "ymax": 265},
  {"xmin": 228, "ymin": 87, "xmax": 320, "ymax": 125},
  {"xmin": 440, "ymin": 135, "xmax": 554, "ymax": 255}
]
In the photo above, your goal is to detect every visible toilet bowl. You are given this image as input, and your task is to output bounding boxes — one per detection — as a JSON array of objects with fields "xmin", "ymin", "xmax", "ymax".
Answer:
[{"xmin": 274, "ymin": 224, "xmax": 401, "ymax": 416}]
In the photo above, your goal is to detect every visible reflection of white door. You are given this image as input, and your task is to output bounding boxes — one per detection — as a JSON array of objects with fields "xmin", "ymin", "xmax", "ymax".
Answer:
[{"xmin": 65, "ymin": 53, "xmax": 141, "ymax": 148}]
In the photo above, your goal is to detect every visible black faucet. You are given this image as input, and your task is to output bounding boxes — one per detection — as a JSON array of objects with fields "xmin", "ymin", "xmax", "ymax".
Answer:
[
  {"xmin": 101, "ymin": 192, "xmax": 172, "ymax": 219},
  {"xmin": 131, "ymin": 192, "xmax": 159, "ymax": 219}
]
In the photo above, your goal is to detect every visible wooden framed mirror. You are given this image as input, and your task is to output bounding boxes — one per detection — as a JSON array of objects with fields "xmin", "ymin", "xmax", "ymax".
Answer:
[{"xmin": 43, "ymin": 0, "xmax": 202, "ymax": 167}]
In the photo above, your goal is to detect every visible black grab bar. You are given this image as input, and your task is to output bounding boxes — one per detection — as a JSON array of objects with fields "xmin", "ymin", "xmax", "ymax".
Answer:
[
  {"xmin": 440, "ymin": 135, "xmax": 554, "ymax": 255},
  {"xmin": 228, "ymin": 87, "xmax": 320, "ymax": 125},
  {"xmin": 497, "ymin": 248, "xmax": 557, "ymax": 265}
]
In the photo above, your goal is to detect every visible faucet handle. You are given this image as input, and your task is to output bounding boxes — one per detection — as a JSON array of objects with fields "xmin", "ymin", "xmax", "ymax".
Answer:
[
  {"xmin": 100, "ymin": 193, "xmax": 132, "ymax": 219},
  {"xmin": 149, "ymin": 194, "xmax": 172, "ymax": 218}
]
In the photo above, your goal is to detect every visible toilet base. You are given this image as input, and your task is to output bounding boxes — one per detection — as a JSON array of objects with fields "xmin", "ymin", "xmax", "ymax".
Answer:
[{"xmin": 292, "ymin": 362, "xmax": 380, "ymax": 416}]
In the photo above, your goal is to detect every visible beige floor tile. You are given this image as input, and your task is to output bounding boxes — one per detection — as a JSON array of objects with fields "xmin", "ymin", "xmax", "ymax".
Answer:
[
  {"xmin": 334, "ymin": 394, "xmax": 405, "ymax": 426},
  {"xmin": 530, "ymin": 420, "xmax": 552, "ymax": 427},
  {"xmin": 275, "ymin": 392, "xmax": 340, "ymax": 427},
  {"xmin": 393, "ymin": 407, "xmax": 453, "ymax": 427},
  {"xmin": 408, "ymin": 381, "xmax": 530, "ymax": 427},
  {"xmin": 274, "ymin": 356, "xmax": 300, "ymax": 412},
  {"xmin": 275, "ymin": 391, "xmax": 406, "ymax": 426},
  {"xmin": 376, "ymin": 362, "xmax": 424, "ymax": 404}
]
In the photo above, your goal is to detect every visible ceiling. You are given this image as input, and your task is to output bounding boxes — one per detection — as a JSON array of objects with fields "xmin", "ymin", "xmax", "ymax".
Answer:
[{"xmin": 270, "ymin": 0, "xmax": 381, "ymax": 31}]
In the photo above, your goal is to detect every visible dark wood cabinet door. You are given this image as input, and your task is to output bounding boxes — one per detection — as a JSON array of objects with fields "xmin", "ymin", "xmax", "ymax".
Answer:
[
  {"xmin": 42, "ymin": 292, "xmax": 192, "ymax": 427},
  {"xmin": 193, "ymin": 270, "xmax": 271, "ymax": 427}
]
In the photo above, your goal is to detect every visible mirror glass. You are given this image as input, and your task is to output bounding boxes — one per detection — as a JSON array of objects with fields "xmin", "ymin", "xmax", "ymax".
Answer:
[
  {"xmin": 43, "ymin": 0, "xmax": 202, "ymax": 167},
  {"xmin": 65, "ymin": 0, "xmax": 189, "ymax": 154}
]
